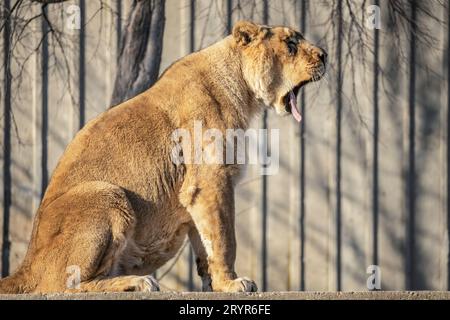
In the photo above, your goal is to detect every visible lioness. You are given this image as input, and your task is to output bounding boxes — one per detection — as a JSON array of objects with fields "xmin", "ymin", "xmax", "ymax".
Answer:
[{"xmin": 0, "ymin": 21, "xmax": 326, "ymax": 293}]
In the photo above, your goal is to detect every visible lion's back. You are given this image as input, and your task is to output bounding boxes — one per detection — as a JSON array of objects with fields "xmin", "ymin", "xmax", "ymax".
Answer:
[{"xmin": 41, "ymin": 96, "xmax": 177, "ymax": 208}]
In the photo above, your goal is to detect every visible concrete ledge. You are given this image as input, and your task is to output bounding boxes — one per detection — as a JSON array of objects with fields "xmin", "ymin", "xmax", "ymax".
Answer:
[{"xmin": 1, "ymin": 291, "xmax": 450, "ymax": 300}]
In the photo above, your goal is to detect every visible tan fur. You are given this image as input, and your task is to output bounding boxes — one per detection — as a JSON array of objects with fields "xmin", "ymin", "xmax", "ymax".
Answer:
[{"xmin": 0, "ymin": 21, "xmax": 325, "ymax": 293}]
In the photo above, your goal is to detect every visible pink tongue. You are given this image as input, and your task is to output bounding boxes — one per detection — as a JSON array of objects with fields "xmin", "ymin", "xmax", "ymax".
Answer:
[{"xmin": 289, "ymin": 91, "xmax": 302, "ymax": 122}]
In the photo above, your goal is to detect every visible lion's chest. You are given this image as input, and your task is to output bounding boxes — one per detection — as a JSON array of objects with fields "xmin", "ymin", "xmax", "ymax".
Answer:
[
  {"xmin": 119, "ymin": 206, "xmax": 192, "ymax": 276},
  {"xmin": 141, "ymin": 222, "xmax": 191, "ymax": 272}
]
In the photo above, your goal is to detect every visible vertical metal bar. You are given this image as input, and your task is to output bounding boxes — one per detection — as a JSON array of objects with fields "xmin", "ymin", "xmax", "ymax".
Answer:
[
  {"xmin": 190, "ymin": 0, "xmax": 195, "ymax": 53},
  {"xmin": 79, "ymin": 0, "xmax": 85, "ymax": 129},
  {"xmin": 41, "ymin": 5, "xmax": 49, "ymax": 198},
  {"xmin": 187, "ymin": 0, "xmax": 196, "ymax": 291},
  {"xmin": 406, "ymin": 0, "xmax": 417, "ymax": 291},
  {"xmin": 447, "ymin": 0, "xmax": 450, "ymax": 291},
  {"xmin": 116, "ymin": 0, "xmax": 122, "ymax": 58},
  {"xmin": 261, "ymin": 0, "xmax": 269, "ymax": 292},
  {"xmin": 372, "ymin": 0, "xmax": 380, "ymax": 269},
  {"xmin": 262, "ymin": 0, "xmax": 268, "ymax": 24},
  {"xmin": 1, "ymin": 0, "xmax": 12, "ymax": 278},
  {"xmin": 335, "ymin": 0, "xmax": 343, "ymax": 292},
  {"xmin": 299, "ymin": 0, "xmax": 307, "ymax": 292},
  {"xmin": 226, "ymin": 0, "xmax": 232, "ymax": 35}
]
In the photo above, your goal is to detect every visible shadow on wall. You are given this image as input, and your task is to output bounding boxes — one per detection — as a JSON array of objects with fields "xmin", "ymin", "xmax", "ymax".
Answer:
[{"xmin": 1, "ymin": 0, "xmax": 449, "ymax": 291}]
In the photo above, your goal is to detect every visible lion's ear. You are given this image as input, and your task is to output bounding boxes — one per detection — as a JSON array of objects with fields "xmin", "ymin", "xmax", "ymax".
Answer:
[{"xmin": 232, "ymin": 21, "xmax": 259, "ymax": 46}]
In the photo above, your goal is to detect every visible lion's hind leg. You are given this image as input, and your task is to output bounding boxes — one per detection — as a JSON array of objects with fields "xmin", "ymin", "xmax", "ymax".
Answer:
[
  {"xmin": 77, "ymin": 275, "xmax": 160, "ymax": 292},
  {"xmin": 30, "ymin": 181, "xmax": 157, "ymax": 293}
]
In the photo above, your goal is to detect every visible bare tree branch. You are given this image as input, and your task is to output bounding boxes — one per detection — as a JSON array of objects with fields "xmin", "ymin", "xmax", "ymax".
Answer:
[
  {"xmin": 110, "ymin": 0, "xmax": 166, "ymax": 106},
  {"xmin": 0, "ymin": 0, "xmax": 447, "ymax": 123},
  {"xmin": 31, "ymin": 0, "xmax": 67, "ymax": 3}
]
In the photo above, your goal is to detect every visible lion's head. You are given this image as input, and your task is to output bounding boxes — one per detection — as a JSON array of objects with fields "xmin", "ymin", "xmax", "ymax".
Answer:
[{"xmin": 232, "ymin": 21, "xmax": 327, "ymax": 122}]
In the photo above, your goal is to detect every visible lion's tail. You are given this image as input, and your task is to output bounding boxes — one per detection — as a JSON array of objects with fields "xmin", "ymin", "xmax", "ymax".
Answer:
[{"xmin": 0, "ymin": 272, "xmax": 23, "ymax": 294}]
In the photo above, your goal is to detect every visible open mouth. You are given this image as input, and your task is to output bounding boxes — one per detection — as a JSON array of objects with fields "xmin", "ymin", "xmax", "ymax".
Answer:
[
  {"xmin": 283, "ymin": 65, "xmax": 326, "ymax": 123},
  {"xmin": 283, "ymin": 83, "xmax": 303, "ymax": 123}
]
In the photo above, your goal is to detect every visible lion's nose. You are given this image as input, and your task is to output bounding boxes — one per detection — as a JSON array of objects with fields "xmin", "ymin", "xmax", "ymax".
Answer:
[
  {"xmin": 304, "ymin": 42, "xmax": 327, "ymax": 65},
  {"xmin": 316, "ymin": 48, "xmax": 327, "ymax": 64}
]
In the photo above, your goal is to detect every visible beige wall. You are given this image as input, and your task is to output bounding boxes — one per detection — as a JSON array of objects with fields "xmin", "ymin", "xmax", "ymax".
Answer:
[{"xmin": 1, "ymin": 0, "xmax": 449, "ymax": 291}]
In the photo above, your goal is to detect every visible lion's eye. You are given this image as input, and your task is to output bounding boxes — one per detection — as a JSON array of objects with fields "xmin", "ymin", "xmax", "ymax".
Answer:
[{"xmin": 287, "ymin": 41, "xmax": 297, "ymax": 56}]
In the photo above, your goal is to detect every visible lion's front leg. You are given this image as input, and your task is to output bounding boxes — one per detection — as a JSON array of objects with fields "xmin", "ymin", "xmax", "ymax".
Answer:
[
  {"xmin": 188, "ymin": 226, "xmax": 213, "ymax": 291},
  {"xmin": 180, "ymin": 168, "xmax": 257, "ymax": 293}
]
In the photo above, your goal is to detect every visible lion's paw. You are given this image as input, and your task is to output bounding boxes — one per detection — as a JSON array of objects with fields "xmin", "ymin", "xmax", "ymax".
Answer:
[
  {"xmin": 216, "ymin": 277, "xmax": 258, "ymax": 292},
  {"xmin": 201, "ymin": 276, "xmax": 213, "ymax": 292},
  {"xmin": 127, "ymin": 275, "xmax": 160, "ymax": 292}
]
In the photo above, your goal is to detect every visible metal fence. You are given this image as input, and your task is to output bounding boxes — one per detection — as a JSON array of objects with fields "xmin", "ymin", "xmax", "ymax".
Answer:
[{"xmin": 1, "ymin": 0, "xmax": 449, "ymax": 291}]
